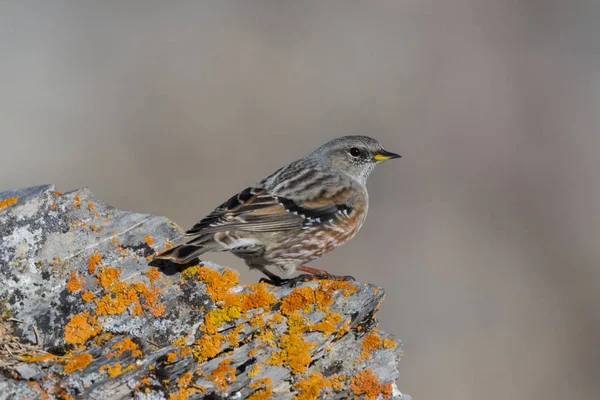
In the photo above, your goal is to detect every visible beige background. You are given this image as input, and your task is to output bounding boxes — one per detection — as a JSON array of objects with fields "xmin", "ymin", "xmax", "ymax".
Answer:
[{"xmin": 1, "ymin": 1, "xmax": 599, "ymax": 399}]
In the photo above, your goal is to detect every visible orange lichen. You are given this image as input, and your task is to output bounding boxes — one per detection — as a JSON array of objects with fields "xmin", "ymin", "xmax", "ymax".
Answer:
[
  {"xmin": 373, "ymin": 287, "xmax": 380, "ymax": 296},
  {"xmin": 337, "ymin": 320, "xmax": 351, "ymax": 339},
  {"xmin": 88, "ymin": 202, "xmax": 95, "ymax": 211},
  {"xmin": 0, "ymin": 197, "xmax": 18, "ymax": 209},
  {"xmin": 112, "ymin": 237, "xmax": 119, "ymax": 245},
  {"xmin": 247, "ymin": 363, "xmax": 261, "ymax": 378},
  {"xmin": 89, "ymin": 224, "xmax": 102, "ymax": 232},
  {"xmin": 134, "ymin": 282, "xmax": 165, "ymax": 317},
  {"xmin": 169, "ymin": 370, "xmax": 205, "ymax": 400},
  {"xmin": 173, "ymin": 337, "xmax": 188, "ymax": 348},
  {"xmin": 49, "ymin": 205, "xmax": 58, "ymax": 210},
  {"xmin": 247, "ymin": 377, "xmax": 272, "ymax": 399},
  {"xmin": 257, "ymin": 329, "xmax": 275, "ymax": 344},
  {"xmin": 87, "ymin": 253, "xmax": 101, "ymax": 275},
  {"xmin": 81, "ymin": 290, "xmax": 95, "ymax": 303},
  {"xmin": 108, "ymin": 337, "xmax": 142, "ymax": 358},
  {"xmin": 311, "ymin": 312, "xmax": 343, "ymax": 336},
  {"xmin": 93, "ymin": 332, "xmax": 114, "ymax": 346},
  {"xmin": 65, "ymin": 271, "xmax": 85, "ymax": 293},
  {"xmin": 181, "ymin": 266, "xmax": 239, "ymax": 305},
  {"xmin": 63, "ymin": 353, "xmax": 93, "ymax": 373},
  {"xmin": 247, "ymin": 385, "xmax": 273, "ymax": 400},
  {"xmin": 94, "ymin": 284, "xmax": 139, "ymax": 315},
  {"xmin": 64, "ymin": 312, "xmax": 101, "ymax": 345},
  {"xmin": 249, "ymin": 377, "xmax": 271, "ymax": 389},
  {"xmin": 193, "ymin": 333, "xmax": 223, "ymax": 362},
  {"xmin": 96, "ymin": 266, "xmax": 121, "ymax": 289},
  {"xmin": 101, "ymin": 362, "xmax": 122, "ymax": 378},
  {"xmin": 73, "ymin": 194, "xmax": 81, "ymax": 207},
  {"xmin": 349, "ymin": 369, "xmax": 393, "ymax": 400},
  {"xmin": 265, "ymin": 331, "xmax": 316, "ymax": 374},
  {"xmin": 241, "ymin": 283, "xmax": 276, "ymax": 312},
  {"xmin": 166, "ymin": 351, "xmax": 179, "ymax": 364},
  {"xmin": 293, "ymin": 373, "xmax": 332, "ymax": 400},
  {"xmin": 280, "ymin": 287, "xmax": 316, "ymax": 315},
  {"xmin": 356, "ymin": 331, "xmax": 396, "ymax": 362},
  {"xmin": 55, "ymin": 191, "xmax": 63, "ymax": 196},
  {"xmin": 145, "ymin": 267, "xmax": 161, "ymax": 287},
  {"xmin": 268, "ymin": 313, "xmax": 285, "ymax": 325},
  {"xmin": 144, "ymin": 234, "xmax": 154, "ymax": 246},
  {"xmin": 226, "ymin": 324, "xmax": 244, "ymax": 348},
  {"xmin": 209, "ymin": 359, "xmax": 236, "ymax": 390},
  {"xmin": 249, "ymin": 314, "xmax": 265, "ymax": 328},
  {"xmin": 248, "ymin": 347, "xmax": 259, "ymax": 358},
  {"xmin": 24, "ymin": 353, "xmax": 57, "ymax": 363},
  {"xmin": 329, "ymin": 374, "xmax": 346, "ymax": 391}
]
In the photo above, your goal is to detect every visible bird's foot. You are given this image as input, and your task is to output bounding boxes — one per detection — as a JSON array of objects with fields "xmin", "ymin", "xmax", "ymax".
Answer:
[{"xmin": 260, "ymin": 273, "xmax": 355, "ymax": 287}]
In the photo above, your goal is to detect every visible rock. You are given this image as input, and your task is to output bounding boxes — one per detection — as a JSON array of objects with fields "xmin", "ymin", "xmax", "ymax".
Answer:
[{"xmin": 0, "ymin": 185, "xmax": 408, "ymax": 399}]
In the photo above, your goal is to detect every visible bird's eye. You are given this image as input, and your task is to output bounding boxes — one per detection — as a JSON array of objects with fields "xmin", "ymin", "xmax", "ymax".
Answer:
[{"xmin": 349, "ymin": 147, "xmax": 361, "ymax": 157}]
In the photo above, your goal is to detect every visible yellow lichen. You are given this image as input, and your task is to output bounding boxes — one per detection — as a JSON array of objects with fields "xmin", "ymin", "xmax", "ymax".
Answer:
[
  {"xmin": 209, "ymin": 359, "xmax": 236, "ymax": 390},
  {"xmin": 64, "ymin": 312, "xmax": 101, "ymax": 345},
  {"xmin": 293, "ymin": 373, "xmax": 332, "ymax": 400},
  {"xmin": 350, "ymin": 369, "xmax": 393, "ymax": 400},
  {"xmin": 63, "ymin": 353, "xmax": 93, "ymax": 373},
  {"xmin": 204, "ymin": 307, "xmax": 241, "ymax": 334},
  {"xmin": 108, "ymin": 337, "xmax": 142, "ymax": 358}
]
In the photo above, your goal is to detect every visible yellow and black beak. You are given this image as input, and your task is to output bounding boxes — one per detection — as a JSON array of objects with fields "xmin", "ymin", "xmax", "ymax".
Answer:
[{"xmin": 373, "ymin": 149, "xmax": 401, "ymax": 161}]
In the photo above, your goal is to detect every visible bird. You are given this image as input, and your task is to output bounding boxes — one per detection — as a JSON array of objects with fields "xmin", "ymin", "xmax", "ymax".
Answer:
[{"xmin": 153, "ymin": 135, "xmax": 400, "ymax": 285}]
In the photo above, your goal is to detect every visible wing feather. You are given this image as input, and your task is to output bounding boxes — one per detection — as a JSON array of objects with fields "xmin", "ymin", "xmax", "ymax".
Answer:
[{"xmin": 185, "ymin": 186, "xmax": 353, "ymax": 236}]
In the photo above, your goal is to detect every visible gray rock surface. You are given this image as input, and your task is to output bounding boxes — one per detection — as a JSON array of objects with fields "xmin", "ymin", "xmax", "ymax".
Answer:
[{"xmin": 0, "ymin": 185, "xmax": 408, "ymax": 399}]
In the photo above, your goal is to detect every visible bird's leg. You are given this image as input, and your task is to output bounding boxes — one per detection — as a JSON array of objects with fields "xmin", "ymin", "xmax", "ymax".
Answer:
[
  {"xmin": 296, "ymin": 265, "xmax": 330, "ymax": 276},
  {"xmin": 288, "ymin": 265, "xmax": 356, "ymax": 286}
]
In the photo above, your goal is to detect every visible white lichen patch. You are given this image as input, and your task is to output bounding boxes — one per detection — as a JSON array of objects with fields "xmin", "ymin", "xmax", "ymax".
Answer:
[{"xmin": 0, "ymin": 225, "xmax": 42, "ymax": 271}]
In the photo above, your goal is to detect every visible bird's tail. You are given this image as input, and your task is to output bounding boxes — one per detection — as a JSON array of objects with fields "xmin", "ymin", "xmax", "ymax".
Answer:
[{"xmin": 153, "ymin": 235, "xmax": 213, "ymax": 264}]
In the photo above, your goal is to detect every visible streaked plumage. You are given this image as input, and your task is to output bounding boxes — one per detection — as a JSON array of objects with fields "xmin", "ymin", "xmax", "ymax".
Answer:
[{"xmin": 153, "ymin": 136, "xmax": 400, "ymax": 284}]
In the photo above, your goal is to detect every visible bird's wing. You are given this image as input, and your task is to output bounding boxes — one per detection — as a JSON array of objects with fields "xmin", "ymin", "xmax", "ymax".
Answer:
[{"xmin": 185, "ymin": 186, "xmax": 353, "ymax": 236}]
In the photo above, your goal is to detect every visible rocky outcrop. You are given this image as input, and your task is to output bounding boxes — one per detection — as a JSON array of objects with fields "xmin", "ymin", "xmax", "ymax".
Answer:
[{"xmin": 0, "ymin": 185, "xmax": 409, "ymax": 399}]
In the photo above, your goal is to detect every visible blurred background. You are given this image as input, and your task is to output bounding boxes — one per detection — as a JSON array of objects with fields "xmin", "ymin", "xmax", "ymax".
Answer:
[{"xmin": 1, "ymin": 1, "xmax": 599, "ymax": 399}]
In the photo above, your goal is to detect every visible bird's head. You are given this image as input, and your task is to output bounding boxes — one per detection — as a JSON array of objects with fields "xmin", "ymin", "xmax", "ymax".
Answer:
[{"xmin": 310, "ymin": 135, "xmax": 401, "ymax": 184}]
